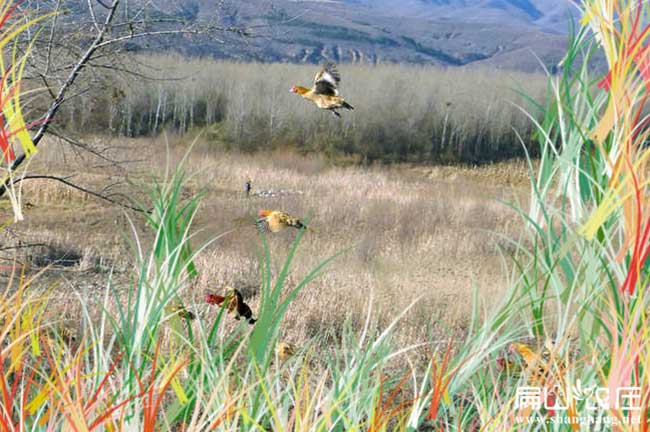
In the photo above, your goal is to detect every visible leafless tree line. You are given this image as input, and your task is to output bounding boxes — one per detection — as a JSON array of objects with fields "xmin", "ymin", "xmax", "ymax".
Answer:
[{"xmin": 65, "ymin": 56, "xmax": 547, "ymax": 164}]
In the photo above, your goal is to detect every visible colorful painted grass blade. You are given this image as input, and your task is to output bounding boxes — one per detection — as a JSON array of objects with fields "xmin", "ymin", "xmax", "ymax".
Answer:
[
  {"xmin": 577, "ymin": 0, "xmax": 650, "ymax": 294},
  {"xmin": 0, "ymin": 4, "xmax": 52, "ymax": 163}
]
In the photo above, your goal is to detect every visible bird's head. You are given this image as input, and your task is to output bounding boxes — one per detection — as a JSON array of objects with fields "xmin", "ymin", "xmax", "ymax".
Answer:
[
  {"xmin": 290, "ymin": 86, "xmax": 308, "ymax": 94},
  {"xmin": 258, "ymin": 209, "xmax": 272, "ymax": 217},
  {"xmin": 510, "ymin": 342, "xmax": 536, "ymax": 363},
  {"xmin": 205, "ymin": 293, "xmax": 225, "ymax": 305}
]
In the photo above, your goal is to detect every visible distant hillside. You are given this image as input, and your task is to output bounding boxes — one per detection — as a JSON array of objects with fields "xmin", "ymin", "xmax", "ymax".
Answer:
[{"xmin": 123, "ymin": 0, "xmax": 576, "ymax": 72}]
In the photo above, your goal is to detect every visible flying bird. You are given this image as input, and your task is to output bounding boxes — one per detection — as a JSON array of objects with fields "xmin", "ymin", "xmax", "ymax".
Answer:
[
  {"xmin": 205, "ymin": 288, "xmax": 256, "ymax": 325},
  {"xmin": 227, "ymin": 287, "xmax": 257, "ymax": 325},
  {"xmin": 256, "ymin": 210, "xmax": 306, "ymax": 233},
  {"xmin": 290, "ymin": 62, "xmax": 354, "ymax": 118}
]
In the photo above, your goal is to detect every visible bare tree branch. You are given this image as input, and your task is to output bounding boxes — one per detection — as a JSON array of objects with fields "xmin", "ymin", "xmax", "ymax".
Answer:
[
  {"xmin": 0, "ymin": 243, "xmax": 48, "ymax": 252},
  {"xmin": 96, "ymin": 28, "xmax": 224, "ymax": 48},
  {"xmin": 44, "ymin": 0, "xmax": 63, "ymax": 75},
  {"xmin": 0, "ymin": 0, "xmax": 257, "ymax": 201},
  {"xmin": 4, "ymin": 0, "xmax": 120, "ymax": 175},
  {"xmin": 11, "ymin": 174, "xmax": 148, "ymax": 213},
  {"xmin": 87, "ymin": 0, "xmax": 102, "ymax": 33}
]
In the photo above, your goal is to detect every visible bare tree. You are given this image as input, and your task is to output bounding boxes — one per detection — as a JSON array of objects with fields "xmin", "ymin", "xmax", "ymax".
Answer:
[{"xmin": 0, "ymin": 0, "xmax": 250, "ymax": 199}]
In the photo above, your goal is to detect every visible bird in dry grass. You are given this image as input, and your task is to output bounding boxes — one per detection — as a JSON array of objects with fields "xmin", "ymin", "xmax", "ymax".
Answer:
[
  {"xmin": 205, "ymin": 287, "xmax": 256, "ymax": 325},
  {"xmin": 509, "ymin": 340, "xmax": 577, "ymax": 423},
  {"xmin": 496, "ymin": 356, "xmax": 522, "ymax": 377},
  {"xmin": 276, "ymin": 341, "xmax": 297, "ymax": 362},
  {"xmin": 290, "ymin": 62, "xmax": 354, "ymax": 118},
  {"xmin": 165, "ymin": 303, "xmax": 196, "ymax": 321},
  {"xmin": 509, "ymin": 341, "xmax": 562, "ymax": 385},
  {"xmin": 47, "ymin": 322, "xmax": 77, "ymax": 346},
  {"xmin": 256, "ymin": 210, "xmax": 306, "ymax": 233}
]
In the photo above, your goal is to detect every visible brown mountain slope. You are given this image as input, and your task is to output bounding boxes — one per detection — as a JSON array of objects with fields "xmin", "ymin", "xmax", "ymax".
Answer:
[{"xmin": 125, "ymin": 0, "xmax": 574, "ymax": 71}]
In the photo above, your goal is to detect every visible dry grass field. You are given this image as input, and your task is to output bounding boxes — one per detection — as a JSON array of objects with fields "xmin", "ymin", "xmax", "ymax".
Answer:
[{"xmin": 0, "ymin": 134, "xmax": 527, "ymax": 352}]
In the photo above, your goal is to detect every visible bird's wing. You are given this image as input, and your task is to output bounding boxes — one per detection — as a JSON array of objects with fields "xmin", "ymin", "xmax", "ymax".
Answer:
[
  {"xmin": 512, "ymin": 343, "xmax": 539, "ymax": 367},
  {"xmin": 227, "ymin": 293, "xmax": 238, "ymax": 313},
  {"xmin": 313, "ymin": 62, "xmax": 340, "ymax": 96}
]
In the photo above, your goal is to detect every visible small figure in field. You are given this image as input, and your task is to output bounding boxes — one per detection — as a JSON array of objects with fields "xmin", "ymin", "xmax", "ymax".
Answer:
[
  {"xmin": 245, "ymin": 177, "xmax": 252, "ymax": 197},
  {"xmin": 290, "ymin": 62, "xmax": 354, "ymax": 118}
]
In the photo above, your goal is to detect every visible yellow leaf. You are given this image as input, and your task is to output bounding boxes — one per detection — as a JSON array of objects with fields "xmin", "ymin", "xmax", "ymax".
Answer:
[
  {"xmin": 443, "ymin": 389, "xmax": 451, "ymax": 405},
  {"xmin": 171, "ymin": 376, "xmax": 189, "ymax": 405},
  {"xmin": 27, "ymin": 389, "xmax": 49, "ymax": 415},
  {"xmin": 589, "ymin": 97, "xmax": 618, "ymax": 144}
]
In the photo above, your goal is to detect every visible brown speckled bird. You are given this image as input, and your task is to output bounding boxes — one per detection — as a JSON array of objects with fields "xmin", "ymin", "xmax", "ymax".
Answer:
[
  {"xmin": 510, "ymin": 341, "xmax": 576, "ymax": 424},
  {"xmin": 290, "ymin": 62, "xmax": 354, "ymax": 118},
  {"xmin": 276, "ymin": 341, "xmax": 297, "ymax": 362},
  {"xmin": 509, "ymin": 341, "xmax": 557, "ymax": 385},
  {"xmin": 256, "ymin": 210, "xmax": 306, "ymax": 233}
]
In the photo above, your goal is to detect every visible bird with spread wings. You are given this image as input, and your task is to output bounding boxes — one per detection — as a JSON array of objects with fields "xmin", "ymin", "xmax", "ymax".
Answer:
[{"xmin": 290, "ymin": 62, "xmax": 355, "ymax": 118}]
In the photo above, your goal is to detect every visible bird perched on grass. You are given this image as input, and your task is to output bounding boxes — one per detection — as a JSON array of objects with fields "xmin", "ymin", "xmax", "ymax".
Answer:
[
  {"xmin": 205, "ymin": 287, "xmax": 256, "ymax": 325},
  {"xmin": 256, "ymin": 210, "xmax": 306, "ymax": 233},
  {"xmin": 290, "ymin": 62, "xmax": 354, "ymax": 118}
]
